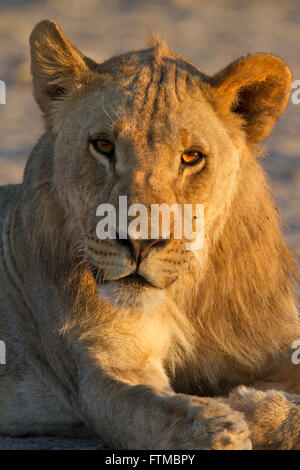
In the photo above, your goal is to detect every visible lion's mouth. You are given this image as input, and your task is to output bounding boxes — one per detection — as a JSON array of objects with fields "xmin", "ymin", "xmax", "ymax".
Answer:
[
  {"xmin": 115, "ymin": 273, "xmax": 154, "ymax": 287},
  {"xmin": 90, "ymin": 265, "xmax": 154, "ymax": 288}
]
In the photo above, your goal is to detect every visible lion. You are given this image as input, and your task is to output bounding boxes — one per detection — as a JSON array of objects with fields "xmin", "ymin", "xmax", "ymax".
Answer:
[{"xmin": 1, "ymin": 19, "xmax": 300, "ymax": 450}]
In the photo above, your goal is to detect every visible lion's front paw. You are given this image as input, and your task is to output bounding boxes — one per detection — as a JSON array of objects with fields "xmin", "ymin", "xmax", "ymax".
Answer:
[
  {"xmin": 228, "ymin": 386, "xmax": 300, "ymax": 449},
  {"xmin": 158, "ymin": 395, "xmax": 251, "ymax": 450}
]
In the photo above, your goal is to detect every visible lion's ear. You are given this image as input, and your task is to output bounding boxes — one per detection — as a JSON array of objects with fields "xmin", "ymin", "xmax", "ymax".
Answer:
[
  {"xmin": 30, "ymin": 19, "xmax": 96, "ymax": 114},
  {"xmin": 212, "ymin": 54, "xmax": 292, "ymax": 143}
]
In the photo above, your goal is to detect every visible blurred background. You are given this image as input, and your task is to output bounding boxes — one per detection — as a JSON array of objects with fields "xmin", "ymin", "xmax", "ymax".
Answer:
[{"xmin": 0, "ymin": 0, "xmax": 299, "ymax": 295}]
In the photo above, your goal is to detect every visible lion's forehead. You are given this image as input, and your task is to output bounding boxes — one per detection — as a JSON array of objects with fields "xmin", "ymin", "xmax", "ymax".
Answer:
[
  {"xmin": 122, "ymin": 61, "xmax": 208, "ymax": 121},
  {"xmin": 83, "ymin": 58, "xmax": 212, "ymax": 139}
]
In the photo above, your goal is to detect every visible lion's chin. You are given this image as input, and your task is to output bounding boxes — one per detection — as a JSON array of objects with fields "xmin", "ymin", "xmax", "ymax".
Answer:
[{"xmin": 97, "ymin": 275, "xmax": 168, "ymax": 311}]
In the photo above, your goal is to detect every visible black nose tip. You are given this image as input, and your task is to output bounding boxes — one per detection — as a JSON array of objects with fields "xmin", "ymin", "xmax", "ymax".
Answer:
[{"xmin": 116, "ymin": 234, "xmax": 169, "ymax": 265}]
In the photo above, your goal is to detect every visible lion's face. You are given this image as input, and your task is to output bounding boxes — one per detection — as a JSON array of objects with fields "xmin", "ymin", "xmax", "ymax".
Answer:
[
  {"xmin": 30, "ymin": 20, "xmax": 292, "ymax": 307},
  {"xmin": 52, "ymin": 72, "xmax": 241, "ymax": 304}
]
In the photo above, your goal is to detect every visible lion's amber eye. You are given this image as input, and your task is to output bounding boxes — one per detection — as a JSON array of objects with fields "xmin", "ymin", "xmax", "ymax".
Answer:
[
  {"xmin": 181, "ymin": 151, "xmax": 204, "ymax": 165},
  {"xmin": 93, "ymin": 139, "xmax": 114, "ymax": 156}
]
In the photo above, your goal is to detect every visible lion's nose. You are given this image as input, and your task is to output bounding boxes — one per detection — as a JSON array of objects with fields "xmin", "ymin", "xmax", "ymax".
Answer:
[{"xmin": 116, "ymin": 234, "xmax": 169, "ymax": 266}]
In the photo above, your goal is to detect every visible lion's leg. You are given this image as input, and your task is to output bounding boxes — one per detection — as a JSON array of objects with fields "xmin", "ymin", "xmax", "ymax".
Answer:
[
  {"xmin": 0, "ymin": 373, "xmax": 93, "ymax": 438},
  {"xmin": 73, "ymin": 350, "xmax": 251, "ymax": 450}
]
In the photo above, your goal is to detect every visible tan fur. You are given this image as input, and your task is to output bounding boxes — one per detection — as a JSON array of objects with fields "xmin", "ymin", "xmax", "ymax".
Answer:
[{"xmin": 1, "ymin": 19, "xmax": 300, "ymax": 449}]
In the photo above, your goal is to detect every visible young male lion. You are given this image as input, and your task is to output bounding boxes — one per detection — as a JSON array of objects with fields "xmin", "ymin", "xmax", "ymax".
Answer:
[{"xmin": 0, "ymin": 19, "xmax": 300, "ymax": 450}]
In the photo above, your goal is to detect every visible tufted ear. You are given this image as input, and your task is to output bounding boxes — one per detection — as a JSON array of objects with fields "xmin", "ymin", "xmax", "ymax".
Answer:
[
  {"xmin": 211, "ymin": 54, "xmax": 292, "ymax": 144},
  {"xmin": 30, "ymin": 19, "xmax": 97, "ymax": 115}
]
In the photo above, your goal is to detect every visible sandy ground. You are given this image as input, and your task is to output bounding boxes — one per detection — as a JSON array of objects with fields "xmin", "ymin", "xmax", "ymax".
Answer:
[{"xmin": 0, "ymin": 0, "xmax": 300, "ymax": 450}]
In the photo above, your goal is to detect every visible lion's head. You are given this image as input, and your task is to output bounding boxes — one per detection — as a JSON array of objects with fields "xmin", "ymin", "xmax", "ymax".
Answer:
[{"xmin": 27, "ymin": 19, "xmax": 293, "ymax": 312}]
